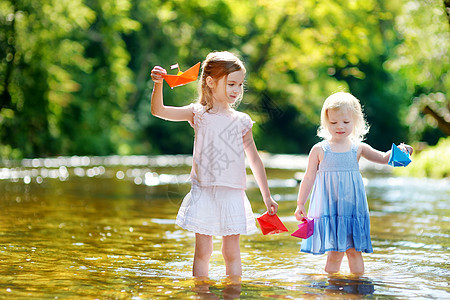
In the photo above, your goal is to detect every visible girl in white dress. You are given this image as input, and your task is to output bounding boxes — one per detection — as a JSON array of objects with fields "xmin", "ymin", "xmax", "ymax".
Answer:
[{"xmin": 151, "ymin": 51, "xmax": 278, "ymax": 279}]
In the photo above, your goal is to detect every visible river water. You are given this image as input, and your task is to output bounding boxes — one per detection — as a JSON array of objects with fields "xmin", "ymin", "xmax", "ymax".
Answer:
[{"xmin": 0, "ymin": 155, "xmax": 448, "ymax": 299}]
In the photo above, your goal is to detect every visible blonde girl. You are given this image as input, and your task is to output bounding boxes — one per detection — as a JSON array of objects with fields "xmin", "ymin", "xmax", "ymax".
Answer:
[
  {"xmin": 295, "ymin": 92, "xmax": 412, "ymax": 275},
  {"xmin": 151, "ymin": 51, "xmax": 278, "ymax": 279}
]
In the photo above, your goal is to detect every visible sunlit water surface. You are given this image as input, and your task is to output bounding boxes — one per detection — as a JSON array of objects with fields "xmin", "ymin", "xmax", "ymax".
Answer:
[{"xmin": 0, "ymin": 155, "xmax": 449, "ymax": 299}]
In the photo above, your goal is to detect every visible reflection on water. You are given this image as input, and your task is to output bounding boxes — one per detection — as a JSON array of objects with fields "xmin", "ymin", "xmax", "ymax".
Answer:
[
  {"xmin": 192, "ymin": 276, "xmax": 376, "ymax": 299},
  {"xmin": 309, "ymin": 276, "xmax": 375, "ymax": 296},
  {"xmin": 0, "ymin": 155, "xmax": 449, "ymax": 299},
  {"xmin": 193, "ymin": 278, "xmax": 243, "ymax": 300}
]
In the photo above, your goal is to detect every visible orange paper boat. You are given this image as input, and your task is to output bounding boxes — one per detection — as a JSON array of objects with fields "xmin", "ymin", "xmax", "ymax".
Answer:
[
  {"xmin": 163, "ymin": 62, "xmax": 201, "ymax": 88},
  {"xmin": 256, "ymin": 212, "xmax": 288, "ymax": 235}
]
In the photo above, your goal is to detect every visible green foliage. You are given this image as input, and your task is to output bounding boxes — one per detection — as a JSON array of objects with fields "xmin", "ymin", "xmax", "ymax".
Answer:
[
  {"xmin": 394, "ymin": 137, "xmax": 450, "ymax": 178},
  {"xmin": 0, "ymin": 0, "xmax": 448, "ymax": 159},
  {"xmin": 385, "ymin": 0, "xmax": 450, "ymax": 143},
  {"xmin": 0, "ymin": 0, "xmax": 138, "ymax": 157}
]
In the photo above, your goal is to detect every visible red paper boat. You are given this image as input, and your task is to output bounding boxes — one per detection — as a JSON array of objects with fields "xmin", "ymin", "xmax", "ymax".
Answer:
[
  {"xmin": 256, "ymin": 212, "xmax": 288, "ymax": 235},
  {"xmin": 162, "ymin": 62, "xmax": 201, "ymax": 88},
  {"xmin": 291, "ymin": 218, "xmax": 314, "ymax": 239}
]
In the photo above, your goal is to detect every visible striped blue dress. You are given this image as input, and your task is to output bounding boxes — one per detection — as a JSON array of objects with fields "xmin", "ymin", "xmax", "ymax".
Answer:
[{"xmin": 301, "ymin": 141, "xmax": 373, "ymax": 255}]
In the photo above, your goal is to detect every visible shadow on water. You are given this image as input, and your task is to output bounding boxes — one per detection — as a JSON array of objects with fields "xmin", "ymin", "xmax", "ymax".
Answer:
[{"xmin": 0, "ymin": 155, "xmax": 449, "ymax": 298}]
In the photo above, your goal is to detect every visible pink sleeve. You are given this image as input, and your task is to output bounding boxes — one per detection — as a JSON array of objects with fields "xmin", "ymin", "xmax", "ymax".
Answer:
[
  {"xmin": 242, "ymin": 113, "xmax": 254, "ymax": 135},
  {"xmin": 188, "ymin": 103, "xmax": 204, "ymax": 128}
]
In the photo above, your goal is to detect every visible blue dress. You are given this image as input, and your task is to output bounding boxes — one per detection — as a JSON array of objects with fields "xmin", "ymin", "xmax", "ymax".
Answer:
[{"xmin": 301, "ymin": 141, "xmax": 373, "ymax": 255}]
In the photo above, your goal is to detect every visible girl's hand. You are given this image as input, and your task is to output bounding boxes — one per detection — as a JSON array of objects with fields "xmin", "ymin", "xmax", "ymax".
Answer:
[
  {"xmin": 151, "ymin": 66, "xmax": 167, "ymax": 83},
  {"xmin": 399, "ymin": 143, "xmax": 414, "ymax": 155},
  {"xmin": 264, "ymin": 196, "xmax": 278, "ymax": 215},
  {"xmin": 295, "ymin": 204, "xmax": 307, "ymax": 221}
]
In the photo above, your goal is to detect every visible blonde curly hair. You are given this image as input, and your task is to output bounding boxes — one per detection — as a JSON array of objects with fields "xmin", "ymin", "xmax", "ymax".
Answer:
[
  {"xmin": 197, "ymin": 51, "xmax": 246, "ymax": 111},
  {"xmin": 317, "ymin": 92, "xmax": 370, "ymax": 142}
]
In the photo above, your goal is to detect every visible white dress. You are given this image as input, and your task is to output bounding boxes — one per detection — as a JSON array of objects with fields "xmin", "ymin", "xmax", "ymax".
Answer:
[{"xmin": 176, "ymin": 103, "xmax": 258, "ymax": 236}]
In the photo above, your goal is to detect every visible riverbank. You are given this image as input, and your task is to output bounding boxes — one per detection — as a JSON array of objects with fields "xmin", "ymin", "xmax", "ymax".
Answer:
[
  {"xmin": 0, "ymin": 152, "xmax": 391, "ymax": 184},
  {"xmin": 394, "ymin": 137, "xmax": 450, "ymax": 179}
]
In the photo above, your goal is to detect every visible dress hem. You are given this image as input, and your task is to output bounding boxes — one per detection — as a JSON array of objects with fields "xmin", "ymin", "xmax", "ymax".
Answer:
[
  {"xmin": 301, "ymin": 246, "xmax": 374, "ymax": 255},
  {"xmin": 176, "ymin": 221, "xmax": 258, "ymax": 237}
]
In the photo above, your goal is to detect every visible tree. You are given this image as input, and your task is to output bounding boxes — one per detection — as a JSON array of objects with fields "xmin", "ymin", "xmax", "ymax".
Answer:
[
  {"xmin": 386, "ymin": 0, "xmax": 450, "ymax": 143},
  {"xmin": 0, "ymin": 0, "xmax": 139, "ymax": 158},
  {"xmin": 1, "ymin": 0, "xmax": 447, "ymax": 159}
]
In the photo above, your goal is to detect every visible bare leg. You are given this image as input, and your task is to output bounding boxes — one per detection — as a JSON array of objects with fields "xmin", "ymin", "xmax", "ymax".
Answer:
[
  {"xmin": 193, "ymin": 233, "xmax": 213, "ymax": 277},
  {"xmin": 325, "ymin": 251, "xmax": 345, "ymax": 274},
  {"xmin": 222, "ymin": 234, "xmax": 242, "ymax": 277},
  {"xmin": 346, "ymin": 248, "xmax": 364, "ymax": 275}
]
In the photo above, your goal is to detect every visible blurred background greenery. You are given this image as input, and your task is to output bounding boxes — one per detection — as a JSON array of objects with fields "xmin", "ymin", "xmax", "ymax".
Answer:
[{"xmin": 1, "ymin": 0, "xmax": 449, "ymax": 176}]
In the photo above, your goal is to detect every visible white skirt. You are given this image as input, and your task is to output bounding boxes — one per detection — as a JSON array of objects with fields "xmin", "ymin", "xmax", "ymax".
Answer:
[{"xmin": 176, "ymin": 185, "xmax": 257, "ymax": 236}]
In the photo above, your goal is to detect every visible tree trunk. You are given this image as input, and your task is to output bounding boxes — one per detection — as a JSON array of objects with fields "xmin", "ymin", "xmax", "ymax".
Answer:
[
  {"xmin": 422, "ymin": 104, "xmax": 450, "ymax": 135},
  {"xmin": 444, "ymin": 0, "xmax": 450, "ymax": 27}
]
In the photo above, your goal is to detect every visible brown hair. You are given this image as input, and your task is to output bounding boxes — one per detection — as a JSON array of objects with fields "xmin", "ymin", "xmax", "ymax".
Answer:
[{"xmin": 198, "ymin": 51, "xmax": 246, "ymax": 111}]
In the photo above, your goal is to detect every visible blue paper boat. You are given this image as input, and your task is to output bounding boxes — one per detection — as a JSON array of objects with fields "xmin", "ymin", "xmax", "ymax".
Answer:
[{"xmin": 388, "ymin": 143, "xmax": 411, "ymax": 167}]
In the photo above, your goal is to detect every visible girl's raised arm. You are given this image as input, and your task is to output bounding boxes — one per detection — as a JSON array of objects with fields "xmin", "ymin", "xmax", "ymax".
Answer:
[
  {"xmin": 359, "ymin": 143, "xmax": 390, "ymax": 164},
  {"xmin": 150, "ymin": 66, "xmax": 194, "ymax": 123},
  {"xmin": 359, "ymin": 142, "xmax": 413, "ymax": 165}
]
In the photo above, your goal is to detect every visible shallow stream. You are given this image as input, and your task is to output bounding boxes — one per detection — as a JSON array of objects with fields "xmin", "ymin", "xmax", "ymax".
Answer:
[{"xmin": 0, "ymin": 155, "xmax": 448, "ymax": 299}]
